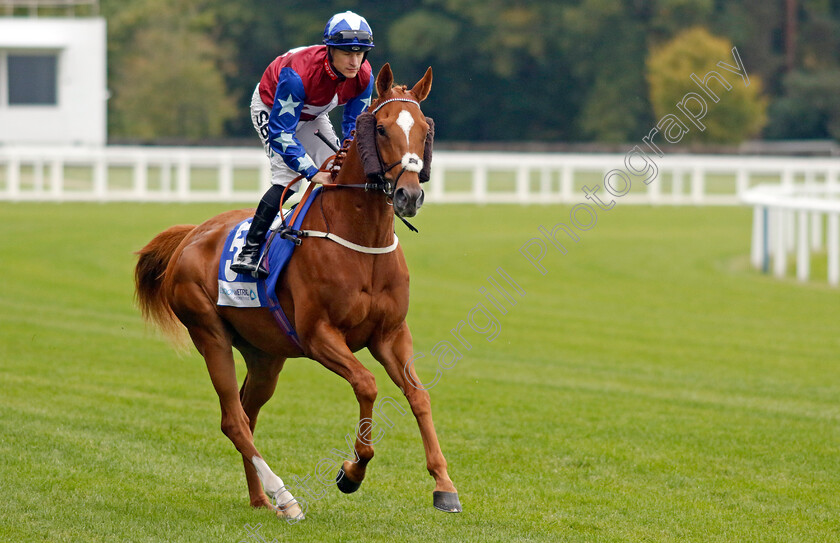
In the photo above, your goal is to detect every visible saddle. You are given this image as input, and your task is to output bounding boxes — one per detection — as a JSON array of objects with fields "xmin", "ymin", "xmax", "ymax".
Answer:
[{"xmin": 217, "ymin": 187, "xmax": 324, "ymax": 348}]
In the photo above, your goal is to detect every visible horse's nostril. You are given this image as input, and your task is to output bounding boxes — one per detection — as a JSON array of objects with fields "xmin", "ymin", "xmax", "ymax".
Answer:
[
  {"xmin": 416, "ymin": 190, "xmax": 425, "ymax": 208},
  {"xmin": 394, "ymin": 187, "xmax": 409, "ymax": 207}
]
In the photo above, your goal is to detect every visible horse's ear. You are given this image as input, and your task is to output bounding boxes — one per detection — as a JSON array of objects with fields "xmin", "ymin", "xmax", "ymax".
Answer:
[
  {"xmin": 376, "ymin": 63, "xmax": 394, "ymax": 98},
  {"xmin": 410, "ymin": 67, "xmax": 433, "ymax": 102}
]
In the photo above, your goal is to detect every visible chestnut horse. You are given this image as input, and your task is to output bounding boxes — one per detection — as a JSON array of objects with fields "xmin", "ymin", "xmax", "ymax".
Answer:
[{"xmin": 134, "ymin": 64, "xmax": 460, "ymax": 520}]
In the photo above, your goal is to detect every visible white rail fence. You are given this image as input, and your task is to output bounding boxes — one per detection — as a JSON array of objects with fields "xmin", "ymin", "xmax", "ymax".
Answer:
[
  {"xmin": 742, "ymin": 184, "xmax": 840, "ymax": 287},
  {"xmin": 2, "ymin": 145, "xmax": 840, "ymax": 206},
  {"xmin": 3, "ymin": 145, "xmax": 840, "ymax": 285}
]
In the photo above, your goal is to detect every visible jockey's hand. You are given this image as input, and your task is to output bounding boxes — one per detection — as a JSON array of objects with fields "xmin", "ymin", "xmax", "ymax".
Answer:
[{"xmin": 310, "ymin": 171, "xmax": 332, "ymax": 186}]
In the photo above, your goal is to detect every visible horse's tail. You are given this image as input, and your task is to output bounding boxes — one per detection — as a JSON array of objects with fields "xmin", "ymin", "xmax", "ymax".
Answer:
[{"xmin": 134, "ymin": 224, "xmax": 195, "ymax": 346}]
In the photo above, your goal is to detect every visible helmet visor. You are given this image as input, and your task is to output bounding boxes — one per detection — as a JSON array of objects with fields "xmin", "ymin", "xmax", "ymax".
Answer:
[{"xmin": 327, "ymin": 29, "xmax": 373, "ymax": 46}]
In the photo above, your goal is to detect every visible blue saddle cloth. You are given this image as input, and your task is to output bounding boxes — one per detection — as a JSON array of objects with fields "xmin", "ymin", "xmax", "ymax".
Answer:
[{"xmin": 217, "ymin": 187, "xmax": 322, "ymax": 347}]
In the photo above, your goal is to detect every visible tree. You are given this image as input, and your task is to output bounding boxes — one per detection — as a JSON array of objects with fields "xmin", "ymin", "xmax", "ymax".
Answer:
[
  {"xmin": 109, "ymin": 26, "xmax": 236, "ymax": 140},
  {"xmin": 382, "ymin": 1, "xmax": 580, "ymax": 141},
  {"xmin": 765, "ymin": 69, "xmax": 840, "ymax": 140},
  {"xmin": 103, "ymin": 0, "xmax": 238, "ymax": 140},
  {"xmin": 647, "ymin": 26, "xmax": 768, "ymax": 143},
  {"xmin": 95, "ymin": 0, "xmax": 840, "ymax": 143}
]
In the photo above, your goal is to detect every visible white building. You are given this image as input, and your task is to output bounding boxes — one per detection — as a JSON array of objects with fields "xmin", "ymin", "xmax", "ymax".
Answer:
[{"xmin": 0, "ymin": 6, "xmax": 107, "ymax": 146}]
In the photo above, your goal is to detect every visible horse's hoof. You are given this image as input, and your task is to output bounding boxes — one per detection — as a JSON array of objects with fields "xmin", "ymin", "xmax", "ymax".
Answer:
[
  {"xmin": 433, "ymin": 491, "xmax": 462, "ymax": 513},
  {"xmin": 274, "ymin": 499, "xmax": 305, "ymax": 521},
  {"xmin": 336, "ymin": 466, "xmax": 362, "ymax": 494}
]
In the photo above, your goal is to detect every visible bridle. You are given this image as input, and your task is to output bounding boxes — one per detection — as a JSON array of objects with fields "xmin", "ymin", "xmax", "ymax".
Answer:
[
  {"xmin": 353, "ymin": 97, "xmax": 435, "ymax": 197},
  {"xmin": 273, "ymin": 95, "xmax": 433, "ymax": 241}
]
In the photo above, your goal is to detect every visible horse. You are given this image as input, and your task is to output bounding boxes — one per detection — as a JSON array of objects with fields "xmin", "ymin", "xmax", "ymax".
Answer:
[{"xmin": 134, "ymin": 64, "xmax": 461, "ymax": 520}]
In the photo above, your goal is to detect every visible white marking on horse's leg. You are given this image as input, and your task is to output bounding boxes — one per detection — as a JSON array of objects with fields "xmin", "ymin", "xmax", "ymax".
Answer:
[
  {"xmin": 401, "ymin": 153, "xmax": 423, "ymax": 173},
  {"xmin": 251, "ymin": 456, "xmax": 304, "ymax": 519},
  {"xmin": 396, "ymin": 110, "xmax": 414, "ymax": 144}
]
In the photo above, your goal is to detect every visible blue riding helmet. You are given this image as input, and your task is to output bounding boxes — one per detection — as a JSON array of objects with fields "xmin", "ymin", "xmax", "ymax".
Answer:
[{"xmin": 323, "ymin": 11, "xmax": 374, "ymax": 52}]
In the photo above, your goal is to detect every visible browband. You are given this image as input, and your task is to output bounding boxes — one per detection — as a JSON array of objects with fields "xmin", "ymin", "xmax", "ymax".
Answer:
[{"xmin": 371, "ymin": 98, "xmax": 420, "ymax": 114}]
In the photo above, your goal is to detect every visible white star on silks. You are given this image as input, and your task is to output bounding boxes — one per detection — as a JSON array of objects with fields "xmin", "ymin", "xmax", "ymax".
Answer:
[
  {"xmin": 361, "ymin": 95, "xmax": 372, "ymax": 110},
  {"xmin": 277, "ymin": 94, "xmax": 300, "ymax": 117},
  {"xmin": 273, "ymin": 132, "xmax": 296, "ymax": 152},
  {"xmin": 296, "ymin": 155, "xmax": 315, "ymax": 172}
]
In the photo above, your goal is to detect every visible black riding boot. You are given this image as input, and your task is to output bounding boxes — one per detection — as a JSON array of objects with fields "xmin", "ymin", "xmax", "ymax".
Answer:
[{"xmin": 230, "ymin": 185, "xmax": 292, "ymax": 278}]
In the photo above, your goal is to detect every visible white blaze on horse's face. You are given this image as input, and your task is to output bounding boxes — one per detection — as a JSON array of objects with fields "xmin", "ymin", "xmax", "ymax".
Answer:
[
  {"xmin": 396, "ymin": 110, "xmax": 414, "ymax": 144},
  {"xmin": 396, "ymin": 109, "xmax": 424, "ymax": 173}
]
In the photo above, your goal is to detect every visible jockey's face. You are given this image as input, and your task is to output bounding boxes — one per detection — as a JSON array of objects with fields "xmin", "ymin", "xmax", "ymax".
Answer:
[{"xmin": 331, "ymin": 48, "xmax": 365, "ymax": 78}]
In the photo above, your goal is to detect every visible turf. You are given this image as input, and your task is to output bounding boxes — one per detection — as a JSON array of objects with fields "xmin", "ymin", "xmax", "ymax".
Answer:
[{"xmin": 0, "ymin": 201, "xmax": 838, "ymax": 542}]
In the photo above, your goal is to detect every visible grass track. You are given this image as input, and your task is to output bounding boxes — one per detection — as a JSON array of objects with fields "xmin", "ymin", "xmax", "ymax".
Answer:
[{"xmin": 0, "ymin": 201, "xmax": 838, "ymax": 542}]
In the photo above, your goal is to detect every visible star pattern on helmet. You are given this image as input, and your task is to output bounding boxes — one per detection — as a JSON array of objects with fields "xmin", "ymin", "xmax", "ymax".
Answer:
[
  {"xmin": 329, "ymin": 12, "xmax": 365, "ymax": 34},
  {"xmin": 277, "ymin": 94, "xmax": 300, "ymax": 117}
]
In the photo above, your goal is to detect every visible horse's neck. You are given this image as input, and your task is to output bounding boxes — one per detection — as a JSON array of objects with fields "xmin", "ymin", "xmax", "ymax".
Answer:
[{"xmin": 322, "ymin": 142, "xmax": 395, "ymax": 246}]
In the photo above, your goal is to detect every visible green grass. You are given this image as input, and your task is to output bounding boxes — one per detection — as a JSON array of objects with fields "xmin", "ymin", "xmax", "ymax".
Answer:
[{"xmin": 0, "ymin": 201, "xmax": 838, "ymax": 542}]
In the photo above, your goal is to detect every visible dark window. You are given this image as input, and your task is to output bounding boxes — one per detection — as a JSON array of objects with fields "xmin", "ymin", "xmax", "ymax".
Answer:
[{"xmin": 8, "ymin": 54, "xmax": 58, "ymax": 105}]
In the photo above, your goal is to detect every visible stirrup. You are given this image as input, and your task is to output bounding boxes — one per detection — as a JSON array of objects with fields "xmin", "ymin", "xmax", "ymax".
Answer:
[{"xmin": 231, "ymin": 253, "xmax": 267, "ymax": 278}]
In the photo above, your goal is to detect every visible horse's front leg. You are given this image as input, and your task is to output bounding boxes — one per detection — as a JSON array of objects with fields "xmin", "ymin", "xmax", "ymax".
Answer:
[
  {"xmin": 304, "ymin": 322, "xmax": 378, "ymax": 492},
  {"xmin": 369, "ymin": 322, "xmax": 462, "ymax": 512}
]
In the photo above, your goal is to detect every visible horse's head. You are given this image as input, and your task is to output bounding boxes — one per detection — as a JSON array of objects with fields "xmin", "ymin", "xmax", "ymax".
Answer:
[{"xmin": 355, "ymin": 63, "xmax": 433, "ymax": 218}]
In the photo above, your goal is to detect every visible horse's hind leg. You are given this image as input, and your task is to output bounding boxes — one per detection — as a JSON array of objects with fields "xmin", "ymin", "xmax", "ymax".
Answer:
[
  {"xmin": 369, "ymin": 323, "xmax": 462, "ymax": 512},
  {"xmin": 237, "ymin": 346, "xmax": 286, "ymax": 510},
  {"xmin": 184, "ymin": 321, "xmax": 302, "ymax": 519}
]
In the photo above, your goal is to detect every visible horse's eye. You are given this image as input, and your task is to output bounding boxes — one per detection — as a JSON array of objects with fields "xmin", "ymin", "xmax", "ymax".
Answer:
[{"xmin": 376, "ymin": 125, "xmax": 386, "ymax": 136}]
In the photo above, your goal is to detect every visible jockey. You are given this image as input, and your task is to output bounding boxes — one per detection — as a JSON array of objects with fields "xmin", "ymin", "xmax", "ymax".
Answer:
[{"xmin": 231, "ymin": 11, "xmax": 375, "ymax": 277}]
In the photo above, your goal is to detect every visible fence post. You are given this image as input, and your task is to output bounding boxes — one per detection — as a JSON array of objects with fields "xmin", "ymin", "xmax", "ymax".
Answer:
[
  {"xmin": 473, "ymin": 165, "xmax": 487, "ymax": 204},
  {"xmin": 560, "ymin": 165, "xmax": 573, "ymax": 203},
  {"xmin": 8, "ymin": 156, "xmax": 20, "ymax": 200},
  {"xmin": 648, "ymin": 169, "xmax": 661, "ymax": 204},
  {"xmin": 750, "ymin": 205, "xmax": 765, "ymax": 270},
  {"xmin": 785, "ymin": 209, "xmax": 796, "ymax": 252},
  {"xmin": 93, "ymin": 152, "xmax": 107, "ymax": 201},
  {"xmin": 736, "ymin": 168, "xmax": 749, "ymax": 197},
  {"xmin": 762, "ymin": 207, "xmax": 769, "ymax": 274},
  {"xmin": 133, "ymin": 153, "xmax": 148, "ymax": 198},
  {"xmin": 796, "ymin": 210, "xmax": 810, "ymax": 282},
  {"xmin": 773, "ymin": 208, "xmax": 787, "ymax": 278},
  {"xmin": 691, "ymin": 166, "xmax": 704, "ymax": 204},
  {"xmin": 177, "ymin": 154, "xmax": 190, "ymax": 202},
  {"xmin": 828, "ymin": 212, "xmax": 839, "ymax": 287},
  {"xmin": 516, "ymin": 166, "xmax": 529, "ymax": 204},
  {"xmin": 50, "ymin": 158, "xmax": 63, "ymax": 199}
]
